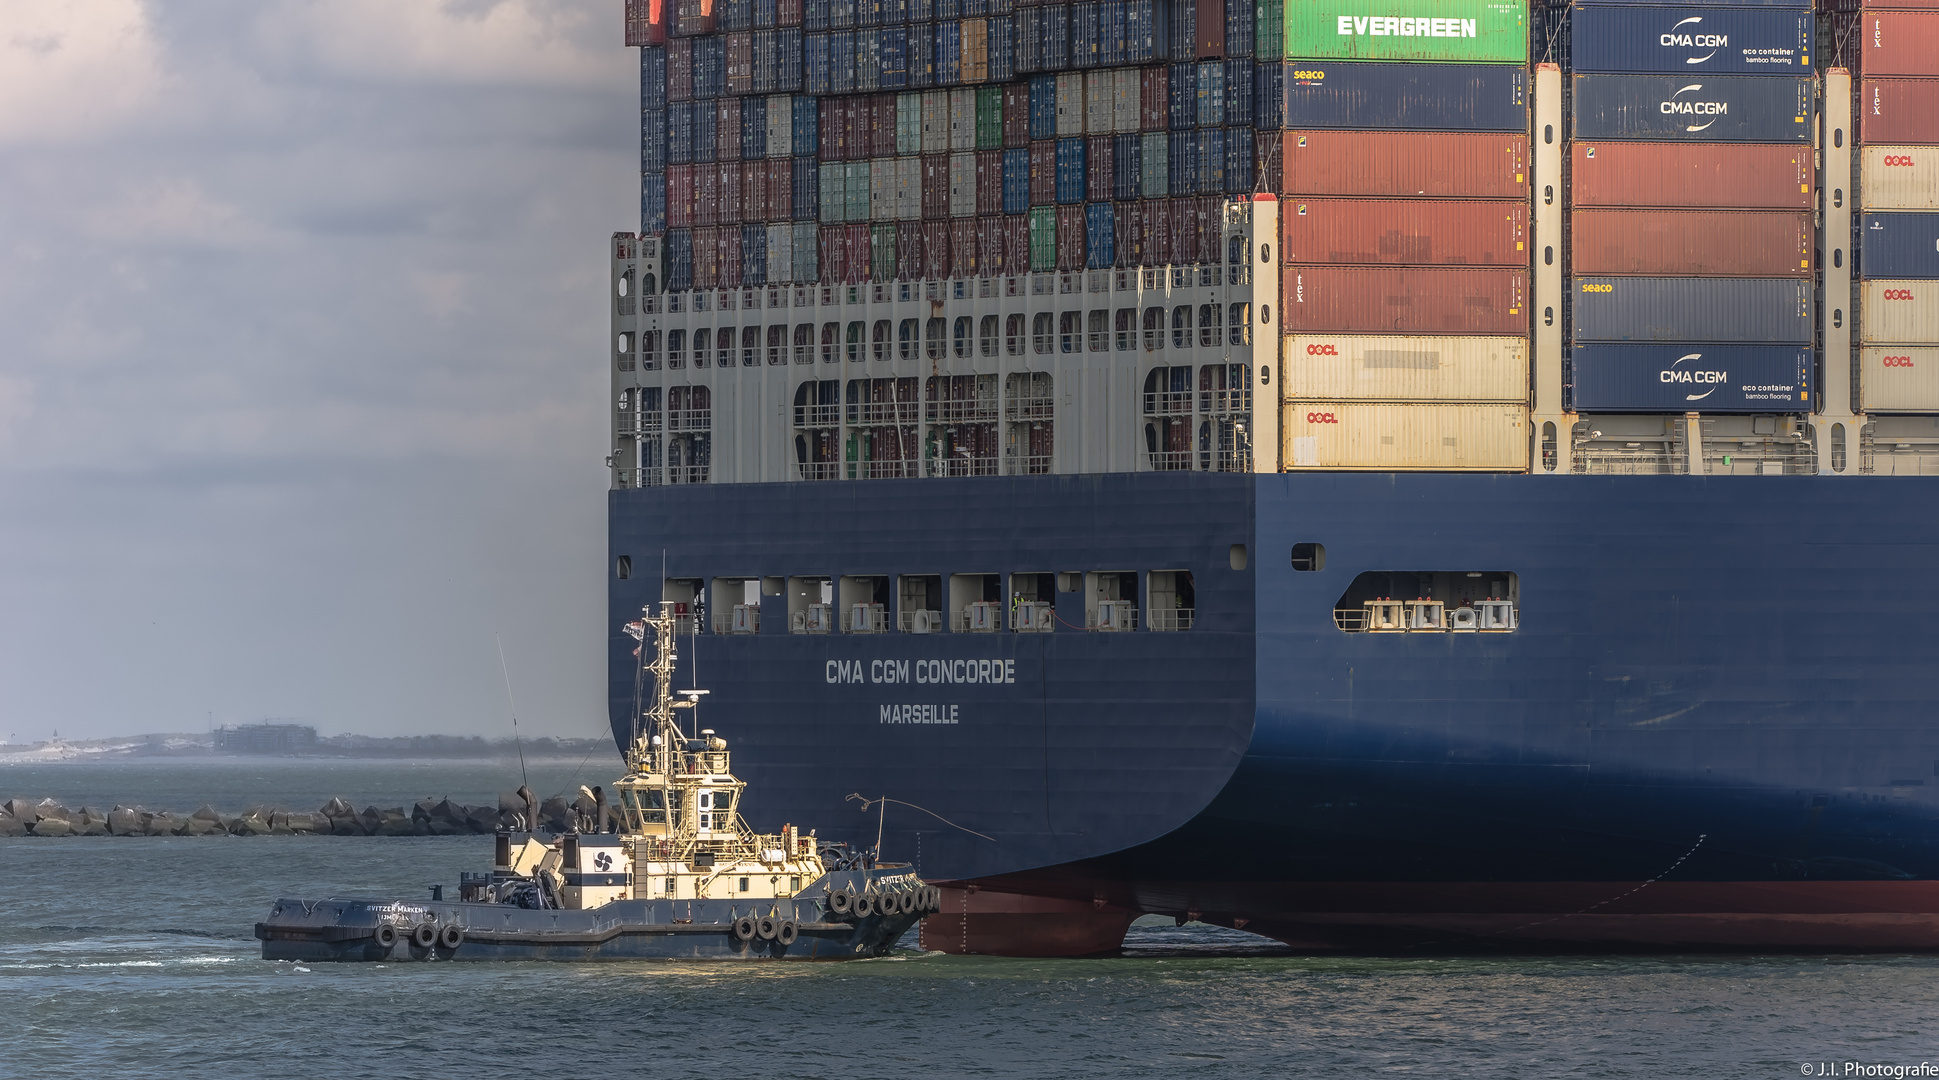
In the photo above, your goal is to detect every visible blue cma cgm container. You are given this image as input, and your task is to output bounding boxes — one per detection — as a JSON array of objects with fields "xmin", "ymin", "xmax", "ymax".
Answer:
[
  {"xmin": 1572, "ymin": 277, "xmax": 1814, "ymax": 343},
  {"xmin": 1860, "ymin": 213, "xmax": 1939, "ymax": 280},
  {"xmin": 1283, "ymin": 63, "xmax": 1530, "ymax": 132},
  {"xmin": 1572, "ymin": 74, "xmax": 1815, "ymax": 142},
  {"xmin": 1571, "ymin": 343, "xmax": 1813, "ymax": 413},
  {"xmin": 1570, "ymin": 5, "xmax": 1812, "ymax": 74}
]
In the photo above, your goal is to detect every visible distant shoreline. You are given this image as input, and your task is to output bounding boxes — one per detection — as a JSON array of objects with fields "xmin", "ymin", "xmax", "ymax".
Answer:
[{"xmin": 0, "ymin": 733, "xmax": 618, "ymax": 766}]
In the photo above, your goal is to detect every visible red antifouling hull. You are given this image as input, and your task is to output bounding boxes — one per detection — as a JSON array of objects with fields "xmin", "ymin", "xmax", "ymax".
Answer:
[
  {"xmin": 1281, "ymin": 131, "xmax": 1529, "ymax": 199},
  {"xmin": 1571, "ymin": 210, "xmax": 1813, "ymax": 277},
  {"xmin": 1281, "ymin": 198, "xmax": 1529, "ymax": 267},
  {"xmin": 921, "ymin": 885, "xmax": 1138, "ymax": 957},
  {"xmin": 1571, "ymin": 142, "xmax": 1814, "ymax": 209},
  {"xmin": 1282, "ymin": 266, "xmax": 1529, "ymax": 334}
]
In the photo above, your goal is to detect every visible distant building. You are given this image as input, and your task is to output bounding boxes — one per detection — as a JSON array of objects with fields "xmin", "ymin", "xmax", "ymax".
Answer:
[{"xmin": 214, "ymin": 722, "xmax": 317, "ymax": 754}]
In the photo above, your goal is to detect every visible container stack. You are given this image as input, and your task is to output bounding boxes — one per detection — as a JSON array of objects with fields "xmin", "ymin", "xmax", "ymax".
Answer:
[
  {"xmin": 1276, "ymin": 0, "xmax": 1534, "ymax": 471},
  {"xmin": 631, "ymin": 0, "xmax": 1277, "ymax": 287},
  {"xmin": 1850, "ymin": 1, "xmax": 1939, "ymax": 412},
  {"xmin": 1566, "ymin": 0, "xmax": 1815, "ymax": 414}
]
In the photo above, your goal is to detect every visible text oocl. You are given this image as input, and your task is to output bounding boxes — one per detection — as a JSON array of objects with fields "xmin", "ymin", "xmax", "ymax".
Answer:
[
  {"xmin": 1305, "ymin": 411, "xmax": 1339, "ymax": 424},
  {"xmin": 1883, "ymin": 289, "xmax": 1916, "ymax": 300},
  {"xmin": 1306, "ymin": 344, "xmax": 1339, "ymax": 356},
  {"xmin": 1884, "ymin": 355, "xmax": 1915, "ymax": 368}
]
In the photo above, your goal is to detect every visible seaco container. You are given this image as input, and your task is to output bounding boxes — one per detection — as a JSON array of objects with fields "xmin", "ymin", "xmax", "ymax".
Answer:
[
  {"xmin": 1281, "ymin": 131, "xmax": 1527, "ymax": 198},
  {"xmin": 1281, "ymin": 199, "xmax": 1528, "ymax": 267},
  {"xmin": 1571, "ymin": 276, "xmax": 1812, "ymax": 343},
  {"xmin": 1282, "ymin": 266, "xmax": 1528, "ymax": 334},
  {"xmin": 1569, "ymin": 343, "xmax": 1812, "ymax": 413},
  {"xmin": 1571, "ymin": 142, "xmax": 1812, "ymax": 208},
  {"xmin": 1861, "ymin": 280, "xmax": 1939, "ymax": 343},
  {"xmin": 1572, "ymin": 74, "xmax": 1814, "ymax": 143},
  {"xmin": 1859, "ymin": 213, "xmax": 1939, "ymax": 280},
  {"xmin": 1280, "ymin": 402, "xmax": 1529, "ymax": 471},
  {"xmin": 1281, "ymin": 334, "xmax": 1529, "ymax": 401},
  {"xmin": 1856, "ymin": 11, "xmax": 1939, "ymax": 77},
  {"xmin": 1861, "ymin": 346, "xmax": 1939, "ymax": 412},
  {"xmin": 1283, "ymin": 63, "xmax": 1528, "ymax": 132},
  {"xmin": 1859, "ymin": 80, "xmax": 1939, "ymax": 145},
  {"xmin": 1278, "ymin": 0, "xmax": 1529, "ymax": 65},
  {"xmin": 1570, "ymin": 210, "xmax": 1812, "ymax": 277},
  {"xmin": 1569, "ymin": 5, "xmax": 1812, "ymax": 75},
  {"xmin": 1861, "ymin": 147, "xmax": 1939, "ymax": 210}
]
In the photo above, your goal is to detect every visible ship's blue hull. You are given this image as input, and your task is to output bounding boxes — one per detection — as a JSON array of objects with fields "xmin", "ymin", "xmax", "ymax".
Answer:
[{"xmin": 610, "ymin": 473, "xmax": 1939, "ymax": 951}]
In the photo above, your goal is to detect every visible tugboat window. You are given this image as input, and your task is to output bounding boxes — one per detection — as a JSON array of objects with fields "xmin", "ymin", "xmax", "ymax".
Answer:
[
  {"xmin": 739, "ymin": 877, "xmax": 750, "ymax": 892},
  {"xmin": 1290, "ymin": 544, "xmax": 1325, "ymax": 572}
]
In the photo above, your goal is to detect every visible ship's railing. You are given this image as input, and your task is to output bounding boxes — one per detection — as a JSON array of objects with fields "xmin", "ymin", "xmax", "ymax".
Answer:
[
  {"xmin": 1087, "ymin": 603, "xmax": 1138, "ymax": 632},
  {"xmin": 618, "ymin": 409, "xmax": 662, "ymax": 434},
  {"xmin": 670, "ymin": 614, "xmax": 700, "ymax": 635},
  {"xmin": 797, "ymin": 461, "xmax": 841, "ymax": 481},
  {"xmin": 1143, "ymin": 391, "xmax": 1193, "ymax": 417},
  {"xmin": 794, "ymin": 404, "xmax": 840, "ymax": 428},
  {"xmin": 1002, "ymin": 453, "xmax": 1052, "ymax": 476},
  {"xmin": 927, "ymin": 399, "xmax": 998, "ymax": 423},
  {"xmin": 1336, "ymin": 602, "xmax": 1517, "ymax": 633},
  {"xmin": 1207, "ymin": 447, "xmax": 1253, "ymax": 473},
  {"xmin": 614, "ymin": 467, "xmax": 666, "ymax": 489},
  {"xmin": 897, "ymin": 609, "xmax": 943, "ymax": 633},
  {"xmin": 669, "ymin": 465, "xmax": 710, "ymax": 484},
  {"xmin": 852, "ymin": 402, "xmax": 921, "ymax": 425},
  {"xmin": 1147, "ymin": 451, "xmax": 1195, "ymax": 472},
  {"xmin": 927, "ymin": 455, "xmax": 999, "ymax": 478},
  {"xmin": 667, "ymin": 409, "xmax": 711, "ymax": 433},
  {"xmin": 853, "ymin": 458, "xmax": 922, "ymax": 479},
  {"xmin": 1147, "ymin": 608, "xmax": 1194, "ymax": 632},
  {"xmin": 713, "ymin": 606, "xmax": 760, "ymax": 634},
  {"xmin": 675, "ymin": 751, "xmax": 730, "ymax": 775},
  {"xmin": 1200, "ymin": 389, "xmax": 1252, "ymax": 415},
  {"xmin": 1004, "ymin": 395, "xmax": 1054, "ymax": 421}
]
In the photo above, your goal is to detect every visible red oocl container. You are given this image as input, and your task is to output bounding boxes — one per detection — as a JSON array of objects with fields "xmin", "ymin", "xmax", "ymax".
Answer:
[
  {"xmin": 923, "ymin": 220, "xmax": 951, "ymax": 279},
  {"xmin": 976, "ymin": 150, "xmax": 1004, "ymax": 215},
  {"xmin": 1281, "ymin": 198, "xmax": 1527, "ymax": 267},
  {"xmin": 1056, "ymin": 205, "xmax": 1086, "ymax": 270},
  {"xmin": 1142, "ymin": 67, "xmax": 1167, "ymax": 130},
  {"xmin": 951, "ymin": 219, "xmax": 979, "ymax": 277},
  {"xmin": 718, "ymin": 227, "xmax": 743, "ymax": 289},
  {"xmin": 1029, "ymin": 141, "xmax": 1055, "ymax": 205},
  {"xmin": 923, "ymin": 155, "xmax": 950, "ymax": 219},
  {"xmin": 718, "ymin": 163, "xmax": 743, "ymax": 225},
  {"xmin": 1571, "ymin": 210, "xmax": 1812, "ymax": 277},
  {"xmin": 897, "ymin": 220, "xmax": 925, "ymax": 279},
  {"xmin": 726, "ymin": 33, "xmax": 752, "ymax": 95},
  {"xmin": 1858, "ymin": 11, "xmax": 1939, "ymax": 77},
  {"xmin": 694, "ymin": 227, "xmax": 721, "ymax": 289},
  {"xmin": 1281, "ymin": 131, "xmax": 1527, "ymax": 199},
  {"xmin": 694, "ymin": 165, "xmax": 720, "ymax": 226},
  {"xmin": 667, "ymin": 165, "xmax": 696, "ymax": 228},
  {"xmin": 873, "ymin": 95, "xmax": 899, "ymax": 158},
  {"xmin": 1571, "ymin": 143, "xmax": 1813, "ymax": 209},
  {"xmin": 768, "ymin": 159, "xmax": 793, "ymax": 219},
  {"xmin": 742, "ymin": 161, "xmax": 769, "ymax": 222},
  {"xmin": 1003, "ymin": 83, "xmax": 1030, "ymax": 148},
  {"xmin": 1146, "ymin": 199, "xmax": 1174, "ymax": 264},
  {"xmin": 1281, "ymin": 266, "xmax": 1530, "ymax": 334},
  {"xmin": 1861, "ymin": 79, "xmax": 1939, "ymax": 144},
  {"xmin": 667, "ymin": 39, "xmax": 693, "ymax": 101},
  {"xmin": 1088, "ymin": 136, "xmax": 1114, "ymax": 202}
]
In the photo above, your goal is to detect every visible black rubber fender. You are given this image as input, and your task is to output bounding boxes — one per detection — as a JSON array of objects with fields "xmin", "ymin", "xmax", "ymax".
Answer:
[
  {"xmin": 757, "ymin": 915, "xmax": 779, "ymax": 940},
  {"xmin": 852, "ymin": 892, "xmax": 875, "ymax": 918},
  {"xmin": 438, "ymin": 923, "xmax": 464, "ymax": 950},
  {"xmin": 412, "ymin": 922, "xmax": 437, "ymax": 949},
  {"xmin": 373, "ymin": 923, "xmax": 398, "ymax": 948},
  {"xmin": 776, "ymin": 919, "xmax": 798, "ymax": 945},
  {"xmin": 732, "ymin": 915, "xmax": 758, "ymax": 941},
  {"xmin": 828, "ymin": 888, "xmax": 852, "ymax": 916}
]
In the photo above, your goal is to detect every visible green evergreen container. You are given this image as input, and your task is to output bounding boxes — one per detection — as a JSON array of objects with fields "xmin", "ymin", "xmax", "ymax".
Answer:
[
  {"xmin": 871, "ymin": 223, "xmax": 897, "ymax": 282},
  {"xmin": 976, "ymin": 86, "xmax": 1004, "ymax": 150},
  {"xmin": 1282, "ymin": 0, "xmax": 1527, "ymax": 64},
  {"xmin": 844, "ymin": 161, "xmax": 871, "ymax": 221},
  {"xmin": 1256, "ymin": 0, "xmax": 1283, "ymax": 66},
  {"xmin": 1028, "ymin": 207, "xmax": 1057, "ymax": 272}
]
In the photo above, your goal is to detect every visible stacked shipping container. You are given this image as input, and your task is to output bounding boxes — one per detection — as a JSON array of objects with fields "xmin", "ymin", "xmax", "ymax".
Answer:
[
  {"xmin": 1276, "ymin": 0, "xmax": 1533, "ymax": 470},
  {"xmin": 1850, "ymin": 1, "xmax": 1939, "ymax": 411},
  {"xmin": 1566, "ymin": 0, "xmax": 1816, "ymax": 413}
]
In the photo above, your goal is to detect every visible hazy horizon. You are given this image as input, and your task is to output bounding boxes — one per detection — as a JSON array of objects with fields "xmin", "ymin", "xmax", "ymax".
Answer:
[{"xmin": 0, "ymin": 2, "xmax": 634, "ymax": 741}]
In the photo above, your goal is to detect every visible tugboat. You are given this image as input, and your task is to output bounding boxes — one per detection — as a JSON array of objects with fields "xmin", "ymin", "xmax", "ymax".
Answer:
[{"xmin": 255, "ymin": 603, "xmax": 938, "ymax": 962}]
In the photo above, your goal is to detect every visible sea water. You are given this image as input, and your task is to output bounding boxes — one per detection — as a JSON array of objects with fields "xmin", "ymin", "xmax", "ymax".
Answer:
[{"xmin": 4, "ymin": 761, "xmax": 1938, "ymax": 1079}]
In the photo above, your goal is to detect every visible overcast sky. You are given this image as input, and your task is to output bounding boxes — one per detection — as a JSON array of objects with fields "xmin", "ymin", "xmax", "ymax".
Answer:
[{"xmin": 0, "ymin": 1, "xmax": 637, "ymax": 741}]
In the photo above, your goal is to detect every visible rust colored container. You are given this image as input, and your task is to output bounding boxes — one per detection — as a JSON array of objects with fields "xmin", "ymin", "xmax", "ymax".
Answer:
[
  {"xmin": 1571, "ymin": 142, "xmax": 1813, "ymax": 209},
  {"xmin": 777, "ymin": 0, "xmax": 800, "ymax": 27},
  {"xmin": 1115, "ymin": 201, "xmax": 1146, "ymax": 266},
  {"xmin": 818, "ymin": 99, "xmax": 842, "ymax": 161},
  {"xmin": 1029, "ymin": 141, "xmax": 1056, "ymax": 205},
  {"xmin": 694, "ymin": 227, "xmax": 721, "ymax": 290},
  {"xmin": 667, "ymin": 165, "xmax": 696, "ymax": 229},
  {"xmin": 1087, "ymin": 136, "xmax": 1114, "ymax": 202},
  {"xmin": 897, "ymin": 220, "xmax": 925, "ymax": 280},
  {"xmin": 1570, "ymin": 210, "xmax": 1812, "ymax": 277},
  {"xmin": 1003, "ymin": 214, "xmax": 1030, "ymax": 274},
  {"xmin": 1860, "ymin": 79, "xmax": 1939, "ymax": 144},
  {"xmin": 1142, "ymin": 66, "xmax": 1168, "ymax": 130},
  {"xmin": 951, "ymin": 219, "xmax": 979, "ymax": 277},
  {"xmin": 1146, "ymin": 198, "xmax": 1174, "ymax": 265},
  {"xmin": 718, "ymin": 226, "xmax": 742, "ymax": 289},
  {"xmin": 874, "ymin": 96, "xmax": 900, "ymax": 159},
  {"xmin": 742, "ymin": 161, "xmax": 769, "ymax": 223},
  {"xmin": 976, "ymin": 150, "xmax": 1004, "ymax": 216},
  {"xmin": 923, "ymin": 220, "xmax": 951, "ymax": 279},
  {"xmin": 1280, "ymin": 198, "xmax": 1528, "ymax": 268},
  {"xmin": 817, "ymin": 225, "xmax": 843, "ymax": 285},
  {"xmin": 849, "ymin": 100, "xmax": 871, "ymax": 163},
  {"xmin": 1281, "ymin": 266, "xmax": 1530, "ymax": 335},
  {"xmin": 1858, "ymin": 11, "xmax": 1939, "ymax": 77},
  {"xmin": 1003, "ymin": 83, "xmax": 1030, "ymax": 148},
  {"xmin": 716, "ymin": 98, "xmax": 740, "ymax": 162},
  {"xmin": 768, "ymin": 158, "xmax": 793, "ymax": 219},
  {"xmin": 976, "ymin": 217, "xmax": 1001, "ymax": 275},
  {"xmin": 1258, "ymin": 133, "xmax": 1284, "ymax": 195},
  {"xmin": 717, "ymin": 163, "xmax": 742, "ymax": 225},
  {"xmin": 846, "ymin": 224, "xmax": 871, "ymax": 285},
  {"xmin": 1281, "ymin": 131, "xmax": 1528, "ymax": 199},
  {"xmin": 1171, "ymin": 198, "xmax": 1198, "ymax": 264},
  {"xmin": 1056, "ymin": 205, "xmax": 1086, "ymax": 270},
  {"xmin": 1195, "ymin": 0, "xmax": 1224, "ymax": 58},
  {"xmin": 694, "ymin": 165, "xmax": 720, "ymax": 227},
  {"xmin": 726, "ymin": 33, "xmax": 752, "ymax": 95},
  {"xmin": 923, "ymin": 155, "xmax": 950, "ymax": 219},
  {"xmin": 667, "ymin": 39, "xmax": 693, "ymax": 102},
  {"xmin": 1197, "ymin": 197, "xmax": 1223, "ymax": 263}
]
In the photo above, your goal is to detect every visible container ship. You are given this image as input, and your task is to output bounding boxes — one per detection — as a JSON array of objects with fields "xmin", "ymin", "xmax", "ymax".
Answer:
[{"xmin": 604, "ymin": 0, "xmax": 1939, "ymax": 954}]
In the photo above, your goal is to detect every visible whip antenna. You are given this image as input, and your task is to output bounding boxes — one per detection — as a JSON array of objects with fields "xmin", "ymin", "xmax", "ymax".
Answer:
[{"xmin": 495, "ymin": 632, "xmax": 530, "ymax": 793}]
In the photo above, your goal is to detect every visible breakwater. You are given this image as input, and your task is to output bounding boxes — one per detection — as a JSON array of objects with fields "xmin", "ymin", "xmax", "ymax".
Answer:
[{"xmin": 0, "ymin": 792, "xmax": 587, "ymax": 837}]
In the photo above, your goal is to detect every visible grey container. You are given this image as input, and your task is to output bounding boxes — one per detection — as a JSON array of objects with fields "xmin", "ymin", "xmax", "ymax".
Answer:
[
  {"xmin": 1859, "ymin": 213, "xmax": 1939, "ymax": 281},
  {"xmin": 1570, "ymin": 5, "xmax": 1812, "ymax": 75},
  {"xmin": 1571, "ymin": 277, "xmax": 1813, "ymax": 343},
  {"xmin": 1572, "ymin": 74, "xmax": 1813, "ymax": 143}
]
